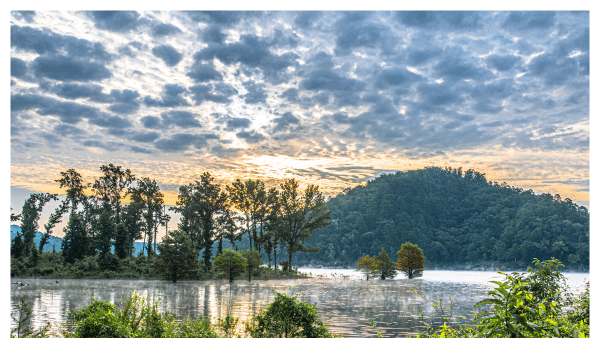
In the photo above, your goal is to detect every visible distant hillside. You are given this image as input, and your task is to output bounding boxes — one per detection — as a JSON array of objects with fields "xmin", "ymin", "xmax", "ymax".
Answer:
[
  {"xmin": 298, "ymin": 167, "xmax": 589, "ymax": 269},
  {"xmin": 10, "ymin": 225, "xmax": 147, "ymax": 255}
]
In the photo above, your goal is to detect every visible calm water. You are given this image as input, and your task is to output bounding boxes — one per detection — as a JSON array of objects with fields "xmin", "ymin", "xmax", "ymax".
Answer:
[{"xmin": 10, "ymin": 269, "xmax": 589, "ymax": 337}]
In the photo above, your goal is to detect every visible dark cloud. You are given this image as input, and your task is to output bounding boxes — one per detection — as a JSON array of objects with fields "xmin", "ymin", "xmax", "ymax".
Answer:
[
  {"xmin": 374, "ymin": 67, "xmax": 423, "ymax": 89},
  {"xmin": 416, "ymin": 82, "xmax": 465, "ymax": 107},
  {"xmin": 201, "ymin": 26, "xmax": 226, "ymax": 44},
  {"xmin": 11, "ymin": 58, "xmax": 28, "ymax": 79},
  {"xmin": 11, "ymin": 25, "xmax": 113, "ymax": 62},
  {"xmin": 184, "ymin": 11, "xmax": 262, "ymax": 27},
  {"xmin": 161, "ymin": 110, "xmax": 202, "ymax": 128},
  {"xmin": 192, "ymin": 34, "xmax": 298, "ymax": 83},
  {"xmin": 144, "ymin": 84, "xmax": 190, "ymax": 107},
  {"xmin": 32, "ymin": 55, "xmax": 112, "ymax": 82},
  {"xmin": 433, "ymin": 51, "xmax": 491, "ymax": 82},
  {"xmin": 294, "ymin": 11, "xmax": 322, "ymax": 28},
  {"xmin": 86, "ymin": 11, "xmax": 145, "ymax": 33},
  {"xmin": 527, "ymin": 53, "xmax": 580, "ymax": 86},
  {"xmin": 236, "ymin": 130, "xmax": 266, "ymax": 143},
  {"xmin": 406, "ymin": 47, "xmax": 443, "ymax": 66},
  {"xmin": 243, "ymin": 81, "xmax": 268, "ymax": 104},
  {"xmin": 502, "ymin": 11, "xmax": 556, "ymax": 30},
  {"xmin": 396, "ymin": 11, "xmax": 482, "ymax": 30},
  {"xmin": 186, "ymin": 62, "xmax": 223, "ymax": 83},
  {"xmin": 54, "ymin": 123, "xmax": 85, "ymax": 136},
  {"xmin": 107, "ymin": 89, "xmax": 141, "ymax": 114},
  {"xmin": 485, "ymin": 54, "xmax": 522, "ymax": 72},
  {"xmin": 140, "ymin": 115, "xmax": 161, "ymax": 129},
  {"xmin": 188, "ymin": 84, "xmax": 236, "ymax": 105},
  {"xmin": 12, "ymin": 11, "xmax": 36, "ymax": 22},
  {"xmin": 12, "ymin": 93, "xmax": 99, "ymax": 124},
  {"xmin": 334, "ymin": 12, "xmax": 393, "ymax": 55},
  {"xmin": 152, "ymin": 45, "xmax": 183, "ymax": 67},
  {"xmin": 48, "ymin": 83, "xmax": 108, "ymax": 102},
  {"xmin": 130, "ymin": 146, "xmax": 152, "ymax": 154},
  {"xmin": 299, "ymin": 69, "xmax": 367, "ymax": 108},
  {"xmin": 154, "ymin": 133, "xmax": 214, "ymax": 152},
  {"xmin": 151, "ymin": 23, "xmax": 182, "ymax": 37},
  {"xmin": 273, "ymin": 112, "xmax": 300, "ymax": 132},
  {"xmin": 89, "ymin": 113, "xmax": 133, "ymax": 129},
  {"xmin": 226, "ymin": 117, "xmax": 251, "ymax": 130},
  {"xmin": 118, "ymin": 41, "xmax": 148, "ymax": 57},
  {"xmin": 130, "ymin": 131, "xmax": 160, "ymax": 143}
]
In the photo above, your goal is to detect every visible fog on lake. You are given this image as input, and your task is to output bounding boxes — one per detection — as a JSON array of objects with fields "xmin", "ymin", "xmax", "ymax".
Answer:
[{"xmin": 11, "ymin": 269, "xmax": 589, "ymax": 337}]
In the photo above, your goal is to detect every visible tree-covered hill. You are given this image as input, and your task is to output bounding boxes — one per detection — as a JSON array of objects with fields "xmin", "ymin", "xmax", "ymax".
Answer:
[{"xmin": 299, "ymin": 167, "xmax": 589, "ymax": 270}]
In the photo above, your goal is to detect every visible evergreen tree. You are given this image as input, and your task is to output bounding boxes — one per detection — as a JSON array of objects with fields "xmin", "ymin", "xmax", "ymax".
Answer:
[
  {"xmin": 114, "ymin": 222, "xmax": 129, "ymax": 259},
  {"xmin": 92, "ymin": 163, "xmax": 135, "ymax": 225},
  {"xmin": 97, "ymin": 210, "xmax": 114, "ymax": 256},
  {"xmin": 11, "ymin": 232, "xmax": 24, "ymax": 259},
  {"xmin": 62, "ymin": 214, "xmax": 88, "ymax": 264},
  {"xmin": 20, "ymin": 193, "xmax": 57, "ymax": 256},
  {"xmin": 128, "ymin": 177, "xmax": 165, "ymax": 257}
]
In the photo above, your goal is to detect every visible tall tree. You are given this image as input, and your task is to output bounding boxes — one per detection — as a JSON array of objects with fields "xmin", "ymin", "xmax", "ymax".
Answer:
[
  {"xmin": 62, "ymin": 214, "xmax": 88, "ymax": 264},
  {"xmin": 122, "ymin": 202, "xmax": 144, "ymax": 257},
  {"xmin": 278, "ymin": 179, "xmax": 331, "ymax": 270},
  {"xmin": 96, "ymin": 210, "xmax": 114, "ymax": 256},
  {"xmin": 213, "ymin": 248, "xmax": 247, "ymax": 283},
  {"xmin": 173, "ymin": 172, "xmax": 228, "ymax": 271},
  {"xmin": 396, "ymin": 242, "xmax": 425, "ymax": 279},
  {"xmin": 92, "ymin": 163, "xmax": 135, "ymax": 225},
  {"xmin": 227, "ymin": 179, "xmax": 268, "ymax": 250},
  {"xmin": 38, "ymin": 199, "xmax": 69, "ymax": 252},
  {"xmin": 128, "ymin": 177, "xmax": 164, "ymax": 257},
  {"xmin": 357, "ymin": 255, "xmax": 378, "ymax": 280},
  {"xmin": 114, "ymin": 221, "xmax": 129, "ymax": 259},
  {"xmin": 19, "ymin": 193, "xmax": 57, "ymax": 256},
  {"xmin": 55, "ymin": 169, "xmax": 88, "ymax": 215}
]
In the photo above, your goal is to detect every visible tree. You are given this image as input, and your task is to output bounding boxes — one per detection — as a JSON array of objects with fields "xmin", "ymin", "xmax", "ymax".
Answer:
[
  {"xmin": 227, "ymin": 179, "xmax": 268, "ymax": 250},
  {"xmin": 55, "ymin": 168, "xmax": 88, "ymax": 215},
  {"xmin": 396, "ymin": 242, "xmax": 425, "ymax": 279},
  {"xmin": 96, "ymin": 210, "xmax": 114, "ymax": 256},
  {"xmin": 128, "ymin": 177, "xmax": 165, "ymax": 257},
  {"xmin": 278, "ymin": 179, "xmax": 331, "ymax": 270},
  {"xmin": 213, "ymin": 248, "xmax": 247, "ymax": 283},
  {"xmin": 172, "ymin": 173, "xmax": 228, "ymax": 272},
  {"xmin": 62, "ymin": 214, "xmax": 88, "ymax": 264},
  {"xmin": 114, "ymin": 222, "xmax": 129, "ymax": 260},
  {"xmin": 375, "ymin": 248, "xmax": 397, "ymax": 280},
  {"xmin": 357, "ymin": 255, "xmax": 378, "ymax": 280},
  {"xmin": 38, "ymin": 199, "xmax": 69, "ymax": 252},
  {"xmin": 242, "ymin": 249, "xmax": 263, "ymax": 282},
  {"xmin": 247, "ymin": 292, "xmax": 337, "ymax": 338},
  {"xmin": 92, "ymin": 163, "xmax": 135, "ymax": 225},
  {"xmin": 156, "ymin": 230, "xmax": 200, "ymax": 283},
  {"xmin": 19, "ymin": 193, "xmax": 57, "ymax": 256}
]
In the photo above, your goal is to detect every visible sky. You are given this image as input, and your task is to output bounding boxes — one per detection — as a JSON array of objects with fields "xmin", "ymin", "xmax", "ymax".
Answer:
[{"xmin": 9, "ymin": 10, "xmax": 591, "ymax": 236}]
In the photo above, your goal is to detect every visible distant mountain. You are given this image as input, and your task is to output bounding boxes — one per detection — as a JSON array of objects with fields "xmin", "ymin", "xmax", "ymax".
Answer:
[{"xmin": 297, "ymin": 167, "xmax": 589, "ymax": 269}]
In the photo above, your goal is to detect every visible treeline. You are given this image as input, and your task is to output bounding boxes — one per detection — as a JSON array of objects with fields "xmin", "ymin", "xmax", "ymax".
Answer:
[
  {"xmin": 11, "ymin": 163, "xmax": 331, "ymax": 279},
  {"xmin": 301, "ymin": 167, "xmax": 589, "ymax": 270}
]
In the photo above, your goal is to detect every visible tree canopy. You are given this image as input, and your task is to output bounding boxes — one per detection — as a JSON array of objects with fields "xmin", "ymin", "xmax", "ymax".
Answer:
[{"xmin": 397, "ymin": 242, "xmax": 425, "ymax": 279}]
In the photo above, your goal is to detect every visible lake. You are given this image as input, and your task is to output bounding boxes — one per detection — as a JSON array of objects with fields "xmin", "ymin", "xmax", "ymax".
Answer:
[{"xmin": 10, "ymin": 269, "xmax": 589, "ymax": 337}]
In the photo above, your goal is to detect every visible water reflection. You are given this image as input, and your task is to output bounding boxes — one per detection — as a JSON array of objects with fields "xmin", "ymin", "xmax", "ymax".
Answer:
[{"xmin": 11, "ymin": 271, "xmax": 589, "ymax": 338}]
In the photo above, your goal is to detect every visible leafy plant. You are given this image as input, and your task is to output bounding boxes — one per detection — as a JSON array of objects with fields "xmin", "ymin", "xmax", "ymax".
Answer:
[{"xmin": 11, "ymin": 296, "xmax": 51, "ymax": 338}]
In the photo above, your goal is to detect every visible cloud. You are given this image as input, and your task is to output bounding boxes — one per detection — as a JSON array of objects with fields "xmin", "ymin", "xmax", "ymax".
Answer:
[
  {"xmin": 152, "ymin": 45, "xmax": 184, "ymax": 67},
  {"xmin": 294, "ymin": 11, "xmax": 322, "ymax": 28},
  {"xmin": 485, "ymin": 54, "xmax": 523, "ymax": 72},
  {"xmin": 226, "ymin": 117, "xmax": 251, "ymax": 130},
  {"xmin": 144, "ymin": 84, "xmax": 190, "ymax": 107},
  {"xmin": 188, "ymin": 84, "xmax": 236, "ymax": 105},
  {"xmin": 236, "ymin": 130, "xmax": 266, "ymax": 143},
  {"xmin": 334, "ymin": 12, "xmax": 393, "ymax": 55},
  {"xmin": 151, "ymin": 22, "xmax": 182, "ymax": 37},
  {"xmin": 502, "ymin": 11, "xmax": 556, "ymax": 30},
  {"xmin": 48, "ymin": 83, "xmax": 108, "ymax": 102},
  {"xmin": 130, "ymin": 131, "xmax": 160, "ymax": 143},
  {"xmin": 374, "ymin": 67, "xmax": 423, "ymax": 89},
  {"xmin": 201, "ymin": 26, "xmax": 226, "ymax": 44},
  {"xmin": 86, "ymin": 11, "xmax": 146, "ymax": 33},
  {"xmin": 243, "ymin": 81, "xmax": 268, "ymax": 104},
  {"xmin": 11, "ymin": 57, "xmax": 28, "ymax": 79},
  {"xmin": 12, "ymin": 11, "xmax": 36, "ymax": 22},
  {"xmin": 32, "ymin": 55, "xmax": 112, "ymax": 82},
  {"xmin": 89, "ymin": 113, "xmax": 133, "ymax": 129},
  {"xmin": 11, "ymin": 25, "xmax": 113, "ymax": 62},
  {"xmin": 186, "ymin": 62, "xmax": 223, "ymax": 83},
  {"xmin": 432, "ymin": 50, "xmax": 491, "ymax": 82},
  {"xmin": 12, "ymin": 93, "xmax": 100, "ymax": 124},
  {"xmin": 184, "ymin": 11, "xmax": 262, "ymax": 27},
  {"xmin": 406, "ymin": 47, "xmax": 443, "ymax": 66},
  {"xmin": 272, "ymin": 112, "xmax": 300, "ymax": 132},
  {"xmin": 192, "ymin": 34, "xmax": 298, "ymax": 83},
  {"xmin": 161, "ymin": 110, "xmax": 202, "ymax": 128},
  {"xmin": 153, "ymin": 133, "xmax": 216, "ymax": 152},
  {"xmin": 140, "ymin": 115, "xmax": 161, "ymax": 129},
  {"xmin": 396, "ymin": 11, "xmax": 482, "ymax": 30}
]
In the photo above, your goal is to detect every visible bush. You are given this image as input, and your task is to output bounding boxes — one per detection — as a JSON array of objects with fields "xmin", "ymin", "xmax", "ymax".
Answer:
[{"xmin": 246, "ymin": 292, "xmax": 340, "ymax": 338}]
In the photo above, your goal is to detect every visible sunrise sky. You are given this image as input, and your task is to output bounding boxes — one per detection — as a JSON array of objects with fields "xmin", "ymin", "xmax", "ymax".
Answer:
[{"xmin": 9, "ymin": 10, "xmax": 591, "ymax": 236}]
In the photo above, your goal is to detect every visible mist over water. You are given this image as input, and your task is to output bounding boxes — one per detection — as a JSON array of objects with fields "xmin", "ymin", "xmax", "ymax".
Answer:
[{"xmin": 11, "ymin": 270, "xmax": 589, "ymax": 337}]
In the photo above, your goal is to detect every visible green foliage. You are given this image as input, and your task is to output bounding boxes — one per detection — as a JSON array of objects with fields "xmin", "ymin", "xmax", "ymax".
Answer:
[
  {"xmin": 411, "ymin": 259, "xmax": 590, "ymax": 338},
  {"xmin": 356, "ymin": 255, "xmax": 378, "ymax": 280},
  {"xmin": 304, "ymin": 167, "xmax": 589, "ymax": 269},
  {"xmin": 374, "ymin": 248, "xmax": 397, "ymax": 280},
  {"xmin": 397, "ymin": 242, "xmax": 425, "ymax": 279},
  {"xmin": 242, "ymin": 248, "xmax": 263, "ymax": 282},
  {"xmin": 216, "ymin": 315, "xmax": 240, "ymax": 337},
  {"xmin": 246, "ymin": 292, "xmax": 340, "ymax": 338},
  {"xmin": 213, "ymin": 248, "xmax": 247, "ymax": 283},
  {"xmin": 156, "ymin": 230, "xmax": 200, "ymax": 283}
]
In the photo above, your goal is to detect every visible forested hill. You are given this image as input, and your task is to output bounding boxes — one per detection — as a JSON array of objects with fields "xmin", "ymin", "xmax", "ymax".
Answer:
[{"xmin": 300, "ymin": 167, "xmax": 589, "ymax": 270}]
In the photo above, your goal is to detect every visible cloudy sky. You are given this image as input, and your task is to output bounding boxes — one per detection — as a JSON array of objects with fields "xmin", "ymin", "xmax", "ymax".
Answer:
[{"xmin": 10, "ymin": 10, "xmax": 590, "ymax": 223}]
